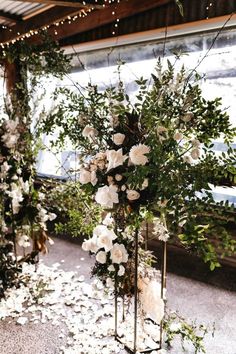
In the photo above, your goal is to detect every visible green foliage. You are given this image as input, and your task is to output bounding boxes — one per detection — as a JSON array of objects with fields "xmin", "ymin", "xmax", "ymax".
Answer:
[
  {"xmin": 43, "ymin": 181, "xmax": 102, "ymax": 238},
  {"xmin": 163, "ymin": 310, "xmax": 212, "ymax": 353}
]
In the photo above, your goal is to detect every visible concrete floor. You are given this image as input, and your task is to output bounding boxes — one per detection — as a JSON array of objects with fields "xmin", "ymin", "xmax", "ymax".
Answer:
[{"xmin": 0, "ymin": 237, "xmax": 236, "ymax": 354}]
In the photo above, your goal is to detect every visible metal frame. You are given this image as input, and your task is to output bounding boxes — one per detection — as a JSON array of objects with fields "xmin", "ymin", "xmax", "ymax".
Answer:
[{"xmin": 114, "ymin": 226, "xmax": 167, "ymax": 354}]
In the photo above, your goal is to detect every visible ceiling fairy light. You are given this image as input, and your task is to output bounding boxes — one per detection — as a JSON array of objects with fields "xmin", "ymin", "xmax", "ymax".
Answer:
[{"xmin": 0, "ymin": 0, "xmax": 125, "ymax": 48}]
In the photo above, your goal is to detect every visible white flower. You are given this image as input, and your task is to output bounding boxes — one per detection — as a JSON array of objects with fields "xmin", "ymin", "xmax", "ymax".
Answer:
[
  {"xmin": 18, "ymin": 235, "xmax": 30, "ymax": 248},
  {"xmin": 2, "ymin": 133, "xmax": 19, "ymax": 149},
  {"xmin": 192, "ymin": 138, "xmax": 201, "ymax": 147},
  {"xmin": 106, "ymin": 149, "xmax": 127, "ymax": 171},
  {"xmin": 129, "ymin": 144, "xmax": 150, "ymax": 166},
  {"xmin": 182, "ymin": 155, "xmax": 193, "ymax": 164},
  {"xmin": 191, "ymin": 148, "xmax": 200, "ymax": 160},
  {"xmin": 82, "ymin": 125, "xmax": 98, "ymax": 142},
  {"xmin": 79, "ymin": 169, "xmax": 91, "ymax": 184},
  {"xmin": 121, "ymin": 185, "xmax": 126, "ymax": 191},
  {"xmin": 106, "ymin": 277, "xmax": 114, "ymax": 288},
  {"xmin": 7, "ymin": 183, "xmax": 23, "ymax": 214},
  {"xmin": 93, "ymin": 225, "xmax": 117, "ymax": 252},
  {"xmin": 182, "ymin": 112, "xmax": 193, "ymax": 122},
  {"xmin": 169, "ymin": 322, "xmax": 182, "ymax": 332},
  {"xmin": 118, "ymin": 265, "xmax": 125, "ymax": 276},
  {"xmin": 95, "ymin": 185, "xmax": 119, "ymax": 208},
  {"xmin": 48, "ymin": 213, "xmax": 57, "ymax": 221},
  {"xmin": 153, "ymin": 218, "xmax": 169, "ymax": 242},
  {"xmin": 112, "ymin": 133, "xmax": 125, "ymax": 146},
  {"xmin": 82, "ymin": 237, "xmax": 99, "ymax": 253},
  {"xmin": 141, "ymin": 178, "xmax": 149, "ymax": 190},
  {"xmin": 115, "ymin": 174, "xmax": 123, "ymax": 182},
  {"xmin": 110, "ymin": 243, "xmax": 128, "ymax": 264},
  {"xmin": 5, "ymin": 119, "xmax": 18, "ymax": 132},
  {"xmin": 108, "ymin": 264, "xmax": 115, "ymax": 272},
  {"xmin": 0, "ymin": 161, "xmax": 11, "ymax": 178},
  {"xmin": 96, "ymin": 251, "xmax": 107, "ymax": 264},
  {"xmin": 126, "ymin": 190, "xmax": 140, "ymax": 201},
  {"xmin": 102, "ymin": 213, "xmax": 114, "ymax": 226},
  {"xmin": 173, "ymin": 132, "xmax": 183, "ymax": 141}
]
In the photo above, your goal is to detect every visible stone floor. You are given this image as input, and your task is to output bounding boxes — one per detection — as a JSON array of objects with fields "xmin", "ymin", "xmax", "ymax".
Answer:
[{"xmin": 0, "ymin": 237, "xmax": 236, "ymax": 354}]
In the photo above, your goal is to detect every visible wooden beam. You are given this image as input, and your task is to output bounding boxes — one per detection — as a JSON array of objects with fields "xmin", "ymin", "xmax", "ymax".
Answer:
[
  {"xmin": 0, "ymin": 0, "xmax": 171, "ymax": 45},
  {"xmin": 16, "ymin": 0, "xmax": 102, "ymax": 8},
  {"xmin": 52, "ymin": 0, "xmax": 172, "ymax": 41},
  {"xmin": 0, "ymin": 6, "xmax": 85, "ymax": 44},
  {"xmin": 0, "ymin": 10, "xmax": 22, "ymax": 23}
]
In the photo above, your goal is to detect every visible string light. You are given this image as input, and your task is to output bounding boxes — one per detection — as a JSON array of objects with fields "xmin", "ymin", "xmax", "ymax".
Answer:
[{"xmin": 0, "ymin": 0, "xmax": 124, "ymax": 48}]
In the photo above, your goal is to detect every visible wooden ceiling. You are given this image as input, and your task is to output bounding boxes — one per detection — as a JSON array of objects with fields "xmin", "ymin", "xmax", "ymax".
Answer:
[{"xmin": 0, "ymin": 0, "xmax": 235, "ymax": 47}]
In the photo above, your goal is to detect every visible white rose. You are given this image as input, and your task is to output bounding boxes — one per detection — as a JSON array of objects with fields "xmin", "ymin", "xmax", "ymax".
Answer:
[
  {"xmin": 108, "ymin": 264, "xmax": 115, "ymax": 272},
  {"xmin": 95, "ymin": 185, "xmax": 119, "ymax": 208},
  {"xmin": 141, "ymin": 178, "xmax": 149, "ymax": 190},
  {"xmin": 115, "ymin": 174, "xmax": 123, "ymax": 181},
  {"xmin": 192, "ymin": 138, "xmax": 201, "ymax": 147},
  {"xmin": 106, "ymin": 277, "xmax": 114, "ymax": 288},
  {"xmin": 182, "ymin": 112, "xmax": 193, "ymax": 122},
  {"xmin": 173, "ymin": 132, "xmax": 183, "ymax": 141},
  {"xmin": 121, "ymin": 185, "xmax": 127, "ymax": 191},
  {"xmin": 93, "ymin": 225, "xmax": 117, "ymax": 252},
  {"xmin": 110, "ymin": 243, "xmax": 128, "ymax": 264},
  {"xmin": 102, "ymin": 213, "xmax": 114, "ymax": 226},
  {"xmin": 191, "ymin": 148, "xmax": 200, "ymax": 160},
  {"xmin": 129, "ymin": 144, "xmax": 150, "ymax": 166},
  {"xmin": 106, "ymin": 148, "xmax": 127, "ymax": 171},
  {"xmin": 82, "ymin": 236, "xmax": 99, "ymax": 253},
  {"xmin": 112, "ymin": 133, "xmax": 125, "ymax": 146},
  {"xmin": 118, "ymin": 265, "xmax": 125, "ymax": 276},
  {"xmin": 126, "ymin": 190, "xmax": 140, "ymax": 201},
  {"xmin": 79, "ymin": 169, "xmax": 91, "ymax": 184},
  {"xmin": 96, "ymin": 251, "xmax": 107, "ymax": 264},
  {"xmin": 82, "ymin": 125, "xmax": 98, "ymax": 142}
]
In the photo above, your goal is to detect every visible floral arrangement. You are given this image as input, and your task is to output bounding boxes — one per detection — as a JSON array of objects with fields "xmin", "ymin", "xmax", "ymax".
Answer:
[
  {"xmin": 0, "ymin": 117, "xmax": 56, "ymax": 298},
  {"xmin": 39, "ymin": 58, "xmax": 236, "ymax": 348},
  {"xmin": 41, "ymin": 59, "xmax": 236, "ymax": 270}
]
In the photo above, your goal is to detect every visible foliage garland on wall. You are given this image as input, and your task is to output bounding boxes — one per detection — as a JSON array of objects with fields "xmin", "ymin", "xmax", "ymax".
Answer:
[{"xmin": 0, "ymin": 31, "xmax": 71, "ymax": 298}]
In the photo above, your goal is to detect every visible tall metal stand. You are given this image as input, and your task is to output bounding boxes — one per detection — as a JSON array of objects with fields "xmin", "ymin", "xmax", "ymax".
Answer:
[{"xmin": 115, "ymin": 225, "xmax": 167, "ymax": 353}]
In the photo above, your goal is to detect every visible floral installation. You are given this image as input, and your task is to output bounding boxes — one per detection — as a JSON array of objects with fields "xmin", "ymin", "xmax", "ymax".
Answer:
[
  {"xmin": 0, "ymin": 116, "xmax": 56, "ymax": 298},
  {"xmin": 39, "ymin": 58, "xmax": 236, "ymax": 349}
]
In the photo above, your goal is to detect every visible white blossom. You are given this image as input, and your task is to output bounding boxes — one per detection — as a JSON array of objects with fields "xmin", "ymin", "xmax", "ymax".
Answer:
[
  {"xmin": 96, "ymin": 251, "xmax": 107, "ymax": 264},
  {"xmin": 102, "ymin": 213, "xmax": 114, "ymax": 226},
  {"xmin": 126, "ymin": 190, "xmax": 140, "ymax": 201},
  {"xmin": 112, "ymin": 133, "xmax": 125, "ymax": 146},
  {"xmin": 141, "ymin": 178, "xmax": 149, "ymax": 190},
  {"xmin": 93, "ymin": 225, "xmax": 117, "ymax": 252},
  {"xmin": 118, "ymin": 265, "xmax": 125, "ymax": 276},
  {"xmin": 191, "ymin": 148, "xmax": 201, "ymax": 160},
  {"xmin": 106, "ymin": 149, "xmax": 127, "ymax": 171},
  {"xmin": 129, "ymin": 144, "xmax": 150, "ymax": 166},
  {"xmin": 82, "ymin": 236, "xmax": 99, "ymax": 253},
  {"xmin": 95, "ymin": 185, "xmax": 119, "ymax": 208},
  {"xmin": 110, "ymin": 243, "xmax": 128, "ymax": 264},
  {"xmin": 82, "ymin": 126, "xmax": 98, "ymax": 142},
  {"xmin": 79, "ymin": 169, "xmax": 91, "ymax": 184},
  {"xmin": 173, "ymin": 132, "xmax": 183, "ymax": 141},
  {"xmin": 182, "ymin": 112, "xmax": 193, "ymax": 122}
]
